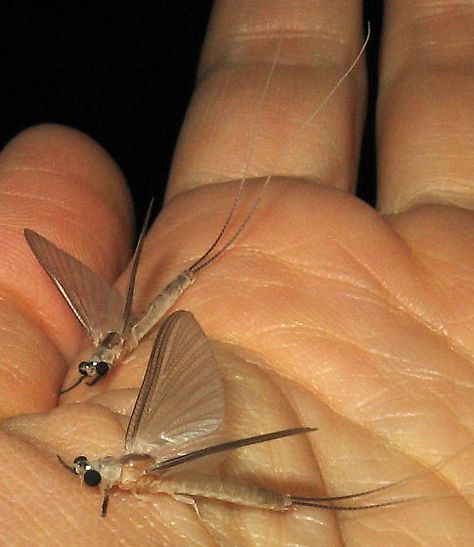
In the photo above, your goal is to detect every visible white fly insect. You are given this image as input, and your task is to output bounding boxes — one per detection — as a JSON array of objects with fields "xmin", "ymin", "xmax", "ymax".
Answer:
[
  {"xmin": 25, "ymin": 27, "xmax": 370, "ymax": 394},
  {"xmin": 59, "ymin": 310, "xmax": 436, "ymax": 518}
]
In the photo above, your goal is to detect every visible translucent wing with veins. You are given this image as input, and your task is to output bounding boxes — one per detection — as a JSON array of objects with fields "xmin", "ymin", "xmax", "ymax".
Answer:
[
  {"xmin": 24, "ymin": 201, "xmax": 153, "ymax": 392},
  {"xmin": 125, "ymin": 310, "xmax": 225, "ymax": 461},
  {"xmin": 24, "ymin": 229, "xmax": 125, "ymax": 345}
]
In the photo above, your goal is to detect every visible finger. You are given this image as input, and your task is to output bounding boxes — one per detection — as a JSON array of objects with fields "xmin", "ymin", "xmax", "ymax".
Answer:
[
  {"xmin": 167, "ymin": 0, "xmax": 367, "ymax": 199},
  {"xmin": 377, "ymin": 1, "xmax": 474, "ymax": 213},
  {"xmin": 0, "ymin": 124, "xmax": 133, "ymax": 416}
]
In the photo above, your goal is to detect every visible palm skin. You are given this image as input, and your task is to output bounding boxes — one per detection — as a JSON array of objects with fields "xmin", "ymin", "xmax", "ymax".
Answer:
[{"xmin": 1, "ymin": 2, "xmax": 474, "ymax": 546}]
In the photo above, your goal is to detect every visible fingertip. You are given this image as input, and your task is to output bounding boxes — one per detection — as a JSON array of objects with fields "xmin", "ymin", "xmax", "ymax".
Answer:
[
  {"xmin": 0, "ymin": 123, "xmax": 134, "ymax": 385},
  {"xmin": 0, "ymin": 123, "xmax": 133, "ymax": 226}
]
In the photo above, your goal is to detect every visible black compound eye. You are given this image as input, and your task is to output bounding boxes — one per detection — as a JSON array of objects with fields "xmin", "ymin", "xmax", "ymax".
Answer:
[
  {"xmin": 73, "ymin": 455, "xmax": 88, "ymax": 467},
  {"xmin": 78, "ymin": 362, "xmax": 90, "ymax": 376},
  {"xmin": 95, "ymin": 361, "xmax": 109, "ymax": 377},
  {"xmin": 84, "ymin": 469, "xmax": 101, "ymax": 487}
]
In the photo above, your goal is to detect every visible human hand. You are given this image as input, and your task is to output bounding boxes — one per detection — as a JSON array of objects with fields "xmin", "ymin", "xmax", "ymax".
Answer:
[{"xmin": 1, "ymin": 2, "xmax": 473, "ymax": 545}]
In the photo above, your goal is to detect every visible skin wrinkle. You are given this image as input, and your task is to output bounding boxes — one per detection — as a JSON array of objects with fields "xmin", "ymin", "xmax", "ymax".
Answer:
[
  {"xmin": 1, "ymin": 171, "xmax": 128, "ymax": 225},
  {"xmin": 229, "ymin": 297, "xmax": 467, "ymax": 412},
  {"xmin": 389, "ymin": 240, "xmax": 474, "ymax": 366},
  {"xmin": 409, "ymin": 258, "xmax": 474, "ymax": 308},
  {"xmin": 0, "ymin": 156, "xmax": 130, "ymax": 210},
  {"xmin": 202, "ymin": 26, "xmax": 357, "ymax": 78},
  {"xmin": 382, "ymin": 24, "xmax": 474, "ymax": 89},
  {"xmin": 322, "ymin": 425, "xmax": 473, "ymax": 511},
  {"xmin": 0, "ymin": 283, "xmax": 71, "ymax": 365},
  {"xmin": 312, "ymin": 332, "xmax": 471, "ymax": 441},
  {"xmin": 255, "ymin": 254, "xmax": 386, "ymax": 295},
  {"xmin": 393, "ymin": 40, "xmax": 474, "ymax": 71},
  {"xmin": 330, "ymin": 234, "xmax": 474, "ymax": 362},
  {"xmin": 216, "ymin": 348, "xmax": 322, "ymax": 484},
  {"xmin": 6, "ymin": 206, "xmax": 127, "ymax": 282},
  {"xmin": 236, "ymin": 329, "xmax": 472, "ymax": 500},
  {"xmin": 14, "ymin": 479, "xmax": 58, "ymax": 541},
  {"xmin": 232, "ymin": 27, "xmax": 330, "ymax": 46},
  {"xmin": 410, "ymin": 2, "xmax": 474, "ymax": 24},
  {"xmin": 3, "ymin": 190, "xmax": 130, "ymax": 269},
  {"xmin": 229, "ymin": 336, "xmax": 394, "ymax": 444},
  {"xmin": 0, "ymin": 204, "xmax": 129, "ymax": 270},
  {"xmin": 156, "ymin": 185, "xmax": 253, "ymax": 265},
  {"xmin": 159, "ymin": 179, "xmax": 320, "ymax": 272},
  {"xmin": 177, "ymin": 242, "xmax": 470, "ymax": 486},
  {"xmin": 411, "ymin": 239, "xmax": 474, "ymax": 272},
  {"xmin": 0, "ymin": 190, "xmax": 72, "ymax": 208},
  {"xmin": 394, "ymin": 183, "xmax": 474, "ymax": 214},
  {"xmin": 304, "ymin": 336, "xmax": 427, "ymax": 412},
  {"xmin": 0, "ymin": 164, "xmax": 114, "ymax": 180},
  {"xmin": 208, "ymin": 242, "xmax": 394, "ymax": 309},
  {"xmin": 197, "ymin": 33, "xmax": 283, "ymax": 198}
]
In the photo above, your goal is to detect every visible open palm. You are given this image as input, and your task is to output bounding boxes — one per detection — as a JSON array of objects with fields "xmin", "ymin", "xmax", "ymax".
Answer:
[{"xmin": 1, "ymin": 3, "xmax": 473, "ymax": 546}]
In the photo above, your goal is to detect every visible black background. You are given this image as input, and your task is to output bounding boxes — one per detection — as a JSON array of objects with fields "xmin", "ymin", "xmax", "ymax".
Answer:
[{"xmin": 0, "ymin": 2, "xmax": 383, "ymax": 229}]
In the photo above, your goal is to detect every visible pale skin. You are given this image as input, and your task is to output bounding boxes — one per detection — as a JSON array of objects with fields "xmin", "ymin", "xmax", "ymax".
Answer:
[{"xmin": 0, "ymin": 1, "xmax": 473, "ymax": 545}]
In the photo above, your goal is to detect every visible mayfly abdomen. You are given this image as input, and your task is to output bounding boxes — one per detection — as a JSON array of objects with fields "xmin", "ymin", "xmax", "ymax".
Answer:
[
  {"xmin": 132, "ymin": 470, "xmax": 291, "ymax": 511},
  {"xmin": 129, "ymin": 271, "xmax": 194, "ymax": 347}
]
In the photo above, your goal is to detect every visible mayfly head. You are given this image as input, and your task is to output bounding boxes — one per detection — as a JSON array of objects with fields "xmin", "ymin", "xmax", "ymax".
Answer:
[
  {"xmin": 58, "ymin": 454, "xmax": 104, "ymax": 485},
  {"xmin": 59, "ymin": 360, "xmax": 111, "ymax": 394},
  {"xmin": 78, "ymin": 361, "xmax": 111, "ymax": 378},
  {"xmin": 58, "ymin": 454, "xmax": 121, "ymax": 516},
  {"xmin": 72, "ymin": 455, "xmax": 121, "ymax": 487},
  {"xmin": 61, "ymin": 331, "xmax": 125, "ymax": 393},
  {"xmin": 71, "ymin": 455, "xmax": 102, "ymax": 486},
  {"xmin": 78, "ymin": 360, "xmax": 110, "ymax": 379}
]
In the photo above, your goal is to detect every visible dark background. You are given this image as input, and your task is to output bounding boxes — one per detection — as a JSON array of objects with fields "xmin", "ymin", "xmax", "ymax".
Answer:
[{"xmin": 0, "ymin": 2, "xmax": 383, "ymax": 230}]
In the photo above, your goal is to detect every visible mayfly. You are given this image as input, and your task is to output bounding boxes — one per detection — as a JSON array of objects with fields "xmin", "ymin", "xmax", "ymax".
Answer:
[
  {"xmin": 25, "ymin": 27, "xmax": 370, "ymax": 394},
  {"xmin": 58, "ymin": 310, "xmax": 427, "ymax": 518}
]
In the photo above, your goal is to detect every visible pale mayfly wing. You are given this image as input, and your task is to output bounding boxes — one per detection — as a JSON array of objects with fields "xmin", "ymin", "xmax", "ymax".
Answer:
[
  {"xmin": 24, "ymin": 199, "xmax": 155, "ymax": 393},
  {"xmin": 58, "ymin": 310, "xmax": 459, "ymax": 519}
]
